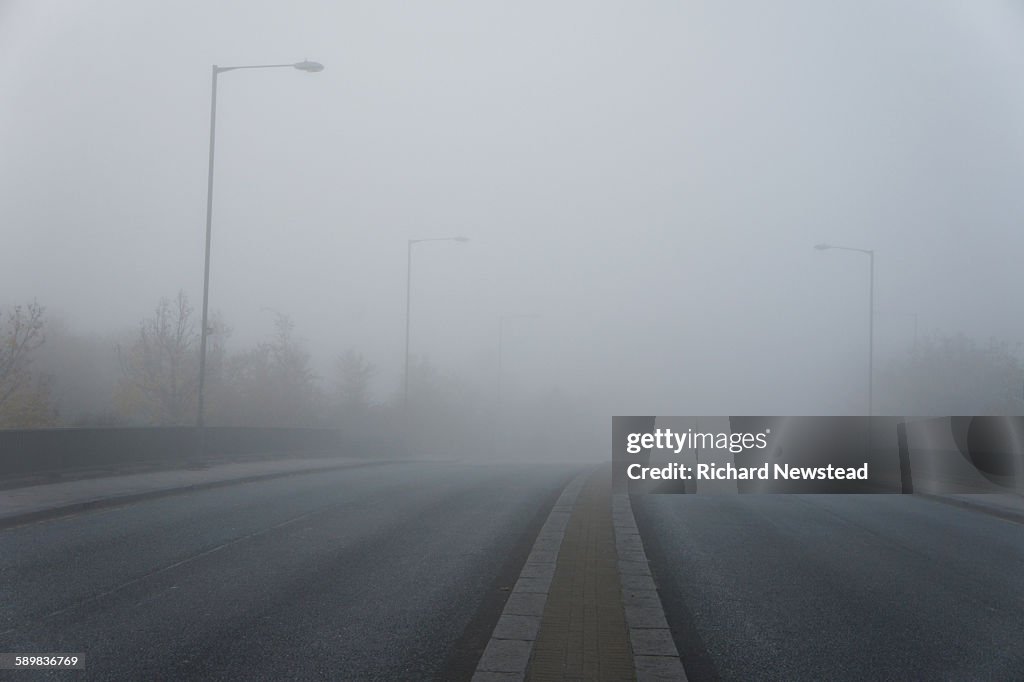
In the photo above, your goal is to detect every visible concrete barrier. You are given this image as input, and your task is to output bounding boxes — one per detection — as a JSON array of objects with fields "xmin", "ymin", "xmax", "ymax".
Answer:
[{"xmin": 0, "ymin": 427, "xmax": 359, "ymax": 479}]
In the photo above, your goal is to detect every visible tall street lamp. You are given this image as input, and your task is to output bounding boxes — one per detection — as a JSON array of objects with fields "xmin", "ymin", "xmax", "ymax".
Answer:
[
  {"xmin": 815, "ymin": 243, "xmax": 875, "ymax": 416},
  {"xmin": 195, "ymin": 60, "xmax": 324, "ymax": 435},
  {"xmin": 403, "ymin": 236, "xmax": 469, "ymax": 410}
]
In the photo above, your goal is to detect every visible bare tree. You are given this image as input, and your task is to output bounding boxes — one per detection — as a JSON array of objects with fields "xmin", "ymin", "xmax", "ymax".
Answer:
[
  {"xmin": 219, "ymin": 313, "xmax": 321, "ymax": 426},
  {"xmin": 334, "ymin": 349, "xmax": 377, "ymax": 415},
  {"xmin": 0, "ymin": 302, "xmax": 55, "ymax": 427},
  {"xmin": 878, "ymin": 333, "xmax": 1024, "ymax": 415},
  {"xmin": 116, "ymin": 292, "xmax": 198, "ymax": 425}
]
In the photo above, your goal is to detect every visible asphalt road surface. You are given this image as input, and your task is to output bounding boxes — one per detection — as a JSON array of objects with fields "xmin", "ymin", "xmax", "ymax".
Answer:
[
  {"xmin": 634, "ymin": 494, "xmax": 1024, "ymax": 681},
  {"xmin": 0, "ymin": 462, "xmax": 579, "ymax": 681}
]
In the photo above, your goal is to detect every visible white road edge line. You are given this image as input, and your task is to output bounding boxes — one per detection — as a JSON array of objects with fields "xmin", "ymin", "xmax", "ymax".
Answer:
[
  {"xmin": 613, "ymin": 492, "xmax": 688, "ymax": 681},
  {"xmin": 471, "ymin": 471, "xmax": 589, "ymax": 682}
]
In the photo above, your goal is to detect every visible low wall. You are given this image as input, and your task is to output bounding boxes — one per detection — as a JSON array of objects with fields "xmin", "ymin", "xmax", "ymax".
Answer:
[{"xmin": 0, "ymin": 427, "xmax": 357, "ymax": 479}]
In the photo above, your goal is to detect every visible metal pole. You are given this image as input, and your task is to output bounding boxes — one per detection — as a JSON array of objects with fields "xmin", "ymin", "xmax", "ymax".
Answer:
[
  {"xmin": 403, "ymin": 239, "xmax": 413, "ymax": 411},
  {"xmin": 497, "ymin": 316, "xmax": 505, "ymax": 409},
  {"xmin": 868, "ymin": 250, "xmax": 874, "ymax": 417},
  {"xmin": 197, "ymin": 65, "xmax": 219, "ymax": 436},
  {"xmin": 401, "ymin": 236, "xmax": 466, "ymax": 414},
  {"xmin": 493, "ymin": 316, "xmax": 506, "ymax": 458}
]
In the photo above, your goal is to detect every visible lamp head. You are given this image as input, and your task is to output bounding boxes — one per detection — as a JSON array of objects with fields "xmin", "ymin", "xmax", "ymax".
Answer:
[{"xmin": 294, "ymin": 60, "xmax": 325, "ymax": 72}]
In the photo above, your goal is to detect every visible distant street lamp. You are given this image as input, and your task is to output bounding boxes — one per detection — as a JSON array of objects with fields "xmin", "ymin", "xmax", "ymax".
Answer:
[
  {"xmin": 497, "ymin": 314, "xmax": 541, "ymax": 407},
  {"xmin": 403, "ymin": 236, "xmax": 469, "ymax": 410},
  {"xmin": 493, "ymin": 313, "xmax": 541, "ymax": 457},
  {"xmin": 195, "ymin": 60, "xmax": 324, "ymax": 435},
  {"xmin": 815, "ymin": 243, "xmax": 875, "ymax": 416}
]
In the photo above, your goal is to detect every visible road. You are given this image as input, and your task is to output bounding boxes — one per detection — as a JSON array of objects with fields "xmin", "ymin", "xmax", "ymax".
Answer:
[
  {"xmin": 634, "ymin": 494, "xmax": 1024, "ymax": 681},
  {"xmin": 0, "ymin": 461, "xmax": 579, "ymax": 681}
]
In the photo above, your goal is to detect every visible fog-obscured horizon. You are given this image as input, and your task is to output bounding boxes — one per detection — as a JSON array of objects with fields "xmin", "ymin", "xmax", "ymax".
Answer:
[{"xmin": 4, "ymin": 2, "xmax": 1024, "ymax": 458}]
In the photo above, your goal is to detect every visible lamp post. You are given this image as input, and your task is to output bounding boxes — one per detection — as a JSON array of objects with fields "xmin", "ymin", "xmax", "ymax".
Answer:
[
  {"xmin": 403, "ymin": 236, "xmax": 469, "ymax": 411},
  {"xmin": 195, "ymin": 60, "xmax": 324, "ymax": 436},
  {"xmin": 815, "ymin": 243, "xmax": 875, "ymax": 416},
  {"xmin": 909, "ymin": 312, "xmax": 918, "ymax": 353},
  {"xmin": 497, "ymin": 314, "xmax": 541, "ymax": 408},
  {"xmin": 494, "ymin": 313, "xmax": 540, "ymax": 457}
]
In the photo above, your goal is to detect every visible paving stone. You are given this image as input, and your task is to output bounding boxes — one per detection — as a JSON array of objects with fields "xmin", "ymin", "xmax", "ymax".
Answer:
[
  {"xmin": 504, "ymin": 592, "xmax": 548, "ymax": 617},
  {"xmin": 621, "ymin": 589, "xmax": 662, "ymax": 609},
  {"xmin": 493, "ymin": 614, "xmax": 542, "ymax": 641},
  {"xmin": 478, "ymin": 638, "xmax": 534, "ymax": 674},
  {"xmin": 634, "ymin": 655, "xmax": 688, "ymax": 681},
  {"xmin": 527, "ymin": 549, "xmax": 559, "ymax": 564},
  {"xmin": 629, "ymin": 628, "xmax": 679, "ymax": 657},
  {"xmin": 530, "ymin": 537, "xmax": 562, "ymax": 551},
  {"xmin": 624, "ymin": 605, "xmax": 670, "ymax": 629},
  {"xmin": 618, "ymin": 560, "xmax": 652, "ymax": 575},
  {"xmin": 472, "ymin": 672, "xmax": 524, "ymax": 682},
  {"xmin": 619, "ymin": 574, "xmax": 657, "ymax": 591},
  {"xmin": 519, "ymin": 563, "xmax": 556, "ymax": 580},
  {"xmin": 617, "ymin": 535, "xmax": 645, "ymax": 550},
  {"xmin": 514, "ymin": 575, "xmax": 553, "ymax": 594},
  {"xmin": 617, "ymin": 550, "xmax": 647, "ymax": 564}
]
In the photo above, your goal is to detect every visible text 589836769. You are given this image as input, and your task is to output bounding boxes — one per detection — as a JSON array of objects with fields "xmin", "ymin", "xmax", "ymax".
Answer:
[{"xmin": 1, "ymin": 654, "xmax": 85, "ymax": 669}]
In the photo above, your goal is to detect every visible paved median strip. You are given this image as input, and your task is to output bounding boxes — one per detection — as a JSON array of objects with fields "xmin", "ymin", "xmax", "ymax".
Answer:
[
  {"xmin": 472, "ymin": 470, "xmax": 588, "ymax": 681},
  {"xmin": 527, "ymin": 468, "xmax": 634, "ymax": 681},
  {"xmin": 475, "ymin": 468, "xmax": 687, "ymax": 681}
]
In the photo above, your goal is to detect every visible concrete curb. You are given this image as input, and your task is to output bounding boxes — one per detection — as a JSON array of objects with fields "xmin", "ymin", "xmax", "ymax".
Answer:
[
  {"xmin": 613, "ymin": 493, "xmax": 688, "ymax": 681},
  {"xmin": 0, "ymin": 460, "xmax": 394, "ymax": 530},
  {"xmin": 471, "ymin": 471, "xmax": 589, "ymax": 681}
]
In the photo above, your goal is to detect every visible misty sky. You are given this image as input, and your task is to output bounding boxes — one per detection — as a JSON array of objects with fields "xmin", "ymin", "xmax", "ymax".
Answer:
[{"xmin": 4, "ymin": 1, "xmax": 1024, "ymax": 414}]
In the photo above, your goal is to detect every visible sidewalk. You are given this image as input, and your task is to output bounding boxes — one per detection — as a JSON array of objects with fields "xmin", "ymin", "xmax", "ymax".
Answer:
[{"xmin": 0, "ymin": 456, "xmax": 384, "ymax": 527}]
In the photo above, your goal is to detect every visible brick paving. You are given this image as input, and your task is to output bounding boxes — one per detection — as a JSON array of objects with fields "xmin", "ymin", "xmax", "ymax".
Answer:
[{"xmin": 527, "ymin": 468, "xmax": 635, "ymax": 681}]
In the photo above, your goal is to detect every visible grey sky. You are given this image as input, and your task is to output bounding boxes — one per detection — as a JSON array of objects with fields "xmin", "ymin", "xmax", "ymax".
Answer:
[{"xmin": 4, "ymin": 1, "xmax": 1024, "ymax": 414}]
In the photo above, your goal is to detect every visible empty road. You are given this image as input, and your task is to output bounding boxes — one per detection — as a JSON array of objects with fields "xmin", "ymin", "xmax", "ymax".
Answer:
[
  {"xmin": 0, "ymin": 462, "xmax": 580, "ymax": 681},
  {"xmin": 634, "ymin": 494, "xmax": 1024, "ymax": 681}
]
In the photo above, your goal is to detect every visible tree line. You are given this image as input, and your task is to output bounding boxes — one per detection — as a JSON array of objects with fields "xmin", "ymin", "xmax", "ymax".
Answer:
[
  {"xmin": 3, "ymin": 295, "xmax": 1024, "ymax": 436},
  {"xmin": 1, "ymin": 293, "xmax": 575, "ymax": 459},
  {"xmin": 1, "ymin": 293, "xmax": 384, "ymax": 430}
]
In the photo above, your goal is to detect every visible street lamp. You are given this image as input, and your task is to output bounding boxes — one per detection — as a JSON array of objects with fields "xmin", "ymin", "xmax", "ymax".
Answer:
[
  {"xmin": 497, "ymin": 314, "xmax": 541, "ymax": 408},
  {"xmin": 815, "ymin": 243, "xmax": 875, "ymax": 416},
  {"xmin": 494, "ymin": 313, "xmax": 541, "ymax": 457},
  {"xmin": 403, "ymin": 236, "xmax": 469, "ymax": 410},
  {"xmin": 196, "ymin": 60, "xmax": 324, "ymax": 435}
]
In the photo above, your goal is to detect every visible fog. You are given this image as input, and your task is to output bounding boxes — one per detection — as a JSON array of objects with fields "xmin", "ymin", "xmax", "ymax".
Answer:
[{"xmin": 4, "ymin": 2, "xmax": 1024, "ymax": 448}]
